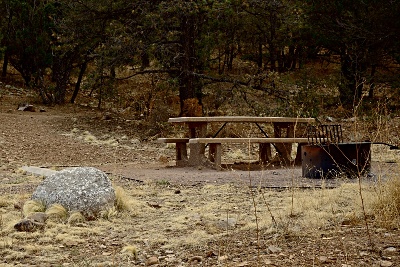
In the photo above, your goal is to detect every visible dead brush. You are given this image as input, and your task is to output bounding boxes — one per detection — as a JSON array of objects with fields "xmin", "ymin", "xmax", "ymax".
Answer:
[
  {"xmin": 67, "ymin": 211, "xmax": 86, "ymax": 225},
  {"xmin": 46, "ymin": 203, "xmax": 68, "ymax": 222},
  {"xmin": 372, "ymin": 176, "xmax": 400, "ymax": 229},
  {"xmin": 22, "ymin": 200, "xmax": 46, "ymax": 216},
  {"xmin": 114, "ymin": 186, "xmax": 130, "ymax": 212}
]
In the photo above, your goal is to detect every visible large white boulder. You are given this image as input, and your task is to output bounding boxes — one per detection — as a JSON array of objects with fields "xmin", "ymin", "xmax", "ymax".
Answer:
[{"xmin": 32, "ymin": 167, "xmax": 115, "ymax": 219}]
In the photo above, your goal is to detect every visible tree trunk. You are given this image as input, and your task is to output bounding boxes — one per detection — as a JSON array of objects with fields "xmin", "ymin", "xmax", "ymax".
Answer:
[
  {"xmin": 70, "ymin": 61, "xmax": 88, "ymax": 103},
  {"xmin": 2, "ymin": 49, "xmax": 9, "ymax": 77},
  {"xmin": 53, "ymin": 55, "xmax": 72, "ymax": 104},
  {"xmin": 178, "ymin": 13, "xmax": 201, "ymax": 116}
]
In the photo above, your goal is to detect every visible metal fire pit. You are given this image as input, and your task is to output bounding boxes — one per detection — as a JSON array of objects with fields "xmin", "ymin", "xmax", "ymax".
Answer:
[{"xmin": 302, "ymin": 142, "xmax": 372, "ymax": 178}]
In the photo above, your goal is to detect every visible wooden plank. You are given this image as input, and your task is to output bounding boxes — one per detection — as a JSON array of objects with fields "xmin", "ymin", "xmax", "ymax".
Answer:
[
  {"xmin": 157, "ymin": 138, "xmax": 189, "ymax": 143},
  {"xmin": 189, "ymin": 137, "xmax": 313, "ymax": 144},
  {"xmin": 168, "ymin": 116, "xmax": 315, "ymax": 124}
]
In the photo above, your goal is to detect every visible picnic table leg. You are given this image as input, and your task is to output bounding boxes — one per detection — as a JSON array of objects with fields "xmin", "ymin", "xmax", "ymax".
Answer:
[
  {"xmin": 208, "ymin": 143, "xmax": 222, "ymax": 170},
  {"xmin": 188, "ymin": 122, "xmax": 207, "ymax": 166},
  {"xmin": 273, "ymin": 122, "xmax": 293, "ymax": 165},
  {"xmin": 294, "ymin": 143, "xmax": 306, "ymax": 166},
  {"xmin": 175, "ymin": 142, "xmax": 188, "ymax": 166},
  {"xmin": 259, "ymin": 143, "xmax": 272, "ymax": 164}
]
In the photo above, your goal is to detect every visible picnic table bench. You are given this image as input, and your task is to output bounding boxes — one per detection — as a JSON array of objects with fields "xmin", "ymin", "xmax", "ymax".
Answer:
[{"xmin": 158, "ymin": 116, "xmax": 317, "ymax": 169}]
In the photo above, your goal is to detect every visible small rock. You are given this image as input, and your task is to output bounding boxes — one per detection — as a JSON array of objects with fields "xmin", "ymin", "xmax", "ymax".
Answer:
[
  {"xmin": 206, "ymin": 251, "xmax": 217, "ymax": 258},
  {"xmin": 146, "ymin": 256, "xmax": 159, "ymax": 266},
  {"xmin": 189, "ymin": 256, "xmax": 203, "ymax": 263},
  {"xmin": 264, "ymin": 258, "xmax": 273, "ymax": 265},
  {"xmin": 218, "ymin": 255, "xmax": 228, "ymax": 261},
  {"xmin": 380, "ymin": 260, "xmax": 393, "ymax": 267},
  {"xmin": 384, "ymin": 247, "xmax": 397, "ymax": 253},
  {"xmin": 326, "ymin": 116, "xmax": 335, "ymax": 122},
  {"xmin": 318, "ymin": 256, "xmax": 329, "ymax": 263},
  {"xmin": 14, "ymin": 219, "xmax": 45, "ymax": 232},
  {"xmin": 147, "ymin": 201, "xmax": 162, "ymax": 209},
  {"xmin": 215, "ymin": 218, "xmax": 237, "ymax": 229},
  {"xmin": 17, "ymin": 103, "xmax": 35, "ymax": 112},
  {"xmin": 359, "ymin": 251, "xmax": 369, "ymax": 256},
  {"xmin": 26, "ymin": 212, "xmax": 48, "ymax": 224},
  {"xmin": 267, "ymin": 245, "xmax": 282, "ymax": 254},
  {"xmin": 14, "ymin": 201, "xmax": 24, "ymax": 210}
]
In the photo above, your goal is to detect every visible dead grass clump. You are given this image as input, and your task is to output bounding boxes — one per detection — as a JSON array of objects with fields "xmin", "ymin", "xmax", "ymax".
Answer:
[
  {"xmin": 100, "ymin": 207, "xmax": 118, "ymax": 220},
  {"xmin": 121, "ymin": 245, "xmax": 138, "ymax": 259},
  {"xmin": 68, "ymin": 211, "xmax": 86, "ymax": 225},
  {"xmin": 23, "ymin": 200, "xmax": 46, "ymax": 216},
  {"xmin": 46, "ymin": 203, "xmax": 68, "ymax": 222},
  {"xmin": 0, "ymin": 198, "xmax": 9, "ymax": 208},
  {"xmin": 372, "ymin": 177, "xmax": 400, "ymax": 229},
  {"xmin": 114, "ymin": 186, "xmax": 130, "ymax": 212}
]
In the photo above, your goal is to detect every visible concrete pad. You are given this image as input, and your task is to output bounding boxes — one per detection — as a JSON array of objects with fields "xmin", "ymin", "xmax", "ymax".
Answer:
[{"xmin": 20, "ymin": 166, "xmax": 58, "ymax": 177}]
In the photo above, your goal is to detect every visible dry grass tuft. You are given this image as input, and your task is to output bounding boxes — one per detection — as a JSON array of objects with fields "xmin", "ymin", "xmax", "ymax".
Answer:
[
  {"xmin": 114, "ymin": 186, "xmax": 130, "ymax": 212},
  {"xmin": 46, "ymin": 203, "xmax": 68, "ymax": 222},
  {"xmin": 68, "ymin": 211, "xmax": 86, "ymax": 225},
  {"xmin": 372, "ymin": 177, "xmax": 400, "ymax": 229},
  {"xmin": 121, "ymin": 245, "xmax": 138, "ymax": 259},
  {"xmin": 100, "ymin": 206, "xmax": 118, "ymax": 220},
  {"xmin": 23, "ymin": 200, "xmax": 46, "ymax": 216}
]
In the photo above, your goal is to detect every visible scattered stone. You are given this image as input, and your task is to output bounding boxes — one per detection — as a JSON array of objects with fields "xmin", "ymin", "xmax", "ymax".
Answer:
[
  {"xmin": 20, "ymin": 166, "xmax": 58, "ymax": 178},
  {"xmin": 264, "ymin": 258, "xmax": 273, "ymax": 265},
  {"xmin": 102, "ymin": 112, "xmax": 112, "ymax": 120},
  {"xmin": 189, "ymin": 256, "xmax": 203, "ymax": 263},
  {"xmin": 13, "ymin": 212, "xmax": 48, "ymax": 232},
  {"xmin": 218, "ymin": 255, "xmax": 228, "ymax": 261},
  {"xmin": 146, "ymin": 256, "xmax": 159, "ymax": 266},
  {"xmin": 215, "ymin": 217, "xmax": 237, "ymax": 229},
  {"xmin": 359, "ymin": 251, "xmax": 369, "ymax": 256},
  {"xmin": 236, "ymin": 261, "xmax": 249, "ymax": 266},
  {"xmin": 14, "ymin": 200, "xmax": 24, "ymax": 210},
  {"xmin": 147, "ymin": 201, "xmax": 162, "ymax": 209},
  {"xmin": 318, "ymin": 256, "xmax": 330, "ymax": 263},
  {"xmin": 26, "ymin": 212, "xmax": 48, "ymax": 224},
  {"xmin": 326, "ymin": 116, "xmax": 335, "ymax": 122},
  {"xmin": 31, "ymin": 167, "xmax": 116, "ymax": 219},
  {"xmin": 267, "ymin": 245, "xmax": 282, "ymax": 254},
  {"xmin": 206, "ymin": 251, "xmax": 217, "ymax": 258},
  {"xmin": 17, "ymin": 103, "xmax": 35, "ymax": 112},
  {"xmin": 384, "ymin": 247, "xmax": 397, "ymax": 254},
  {"xmin": 380, "ymin": 260, "xmax": 393, "ymax": 267},
  {"xmin": 14, "ymin": 219, "xmax": 44, "ymax": 232}
]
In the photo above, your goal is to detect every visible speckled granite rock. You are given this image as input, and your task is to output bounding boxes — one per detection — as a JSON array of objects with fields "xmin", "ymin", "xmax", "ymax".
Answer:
[{"xmin": 31, "ymin": 167, "xmax": 115, "ymax": 219}]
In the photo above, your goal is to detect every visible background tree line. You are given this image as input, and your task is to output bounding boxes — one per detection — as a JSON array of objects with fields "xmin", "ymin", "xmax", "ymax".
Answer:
[{"xmin": 0, "ymin": 0, "xmax": 399, "ymax": 116}]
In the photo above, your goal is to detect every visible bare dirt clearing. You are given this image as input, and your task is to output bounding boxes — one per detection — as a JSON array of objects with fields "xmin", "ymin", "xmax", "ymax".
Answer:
[{"xmin": 1, "ymin": 87, "xmax": 400, "ymax": 266}]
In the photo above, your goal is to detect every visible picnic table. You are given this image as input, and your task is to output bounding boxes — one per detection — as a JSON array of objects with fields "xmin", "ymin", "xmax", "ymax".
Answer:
[{"xmin": 158, "ymin": 116, "xmax": 316, "ymax": 169}]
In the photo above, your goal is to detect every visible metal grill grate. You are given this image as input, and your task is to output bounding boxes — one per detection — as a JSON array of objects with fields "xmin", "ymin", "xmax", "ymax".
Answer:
[{"xmin": 307, "ymin": 124, "xmax": 343, "ymax": 144}]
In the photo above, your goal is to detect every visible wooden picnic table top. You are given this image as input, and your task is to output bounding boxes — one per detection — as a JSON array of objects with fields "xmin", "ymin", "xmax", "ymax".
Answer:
[{"xmin": 168, "ymin": 116, "xmax": 316, "ymax": 124}]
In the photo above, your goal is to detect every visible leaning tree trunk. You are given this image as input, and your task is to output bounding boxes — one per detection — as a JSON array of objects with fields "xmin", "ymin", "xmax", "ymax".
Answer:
[{"xmin": 70, "ymin": 61, "xmax": 88, "ymax": 104}]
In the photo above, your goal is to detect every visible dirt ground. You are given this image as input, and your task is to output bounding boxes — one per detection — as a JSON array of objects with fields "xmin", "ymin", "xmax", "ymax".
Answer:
[{"xmin": 1, "ymin": 85, "xmax": 400, "ymax": 266}]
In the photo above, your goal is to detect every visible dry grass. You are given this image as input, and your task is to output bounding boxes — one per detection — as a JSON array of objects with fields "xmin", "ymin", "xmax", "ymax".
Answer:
[
  {"xmin": 371, "ymin": 173, "xmax": 400, "ymax": 229},
  {"xmin": 46, "ymin": 203, "xmax": 68, "ymax": 222},
  {"xmin": 0, "ymin": 164, "xmax": 399, "ymax": 265},
  {"xmin": 22, "ymin": 200, "xmax": 46, "ymax": 216}
]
